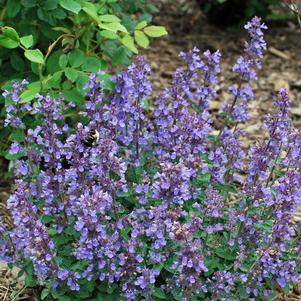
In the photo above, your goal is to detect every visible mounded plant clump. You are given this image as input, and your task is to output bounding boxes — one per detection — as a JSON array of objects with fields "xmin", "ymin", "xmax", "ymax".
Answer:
[{"xmin": 1, "ymin": 17, "xmax": 301, "ymax": 301}]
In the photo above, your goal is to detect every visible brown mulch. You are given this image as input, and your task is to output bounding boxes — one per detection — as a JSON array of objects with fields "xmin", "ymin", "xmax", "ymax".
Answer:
[
  {"xmin": 1, "ymin": 0, "xmax": 301, "ymax": 300},
  {"xmin": 145, "ymin": 0, "xmax": 301, "ymax": 147}
]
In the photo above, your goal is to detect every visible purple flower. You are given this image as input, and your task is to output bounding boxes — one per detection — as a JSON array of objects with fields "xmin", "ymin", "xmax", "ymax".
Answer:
[
  {"xmin": 9, "ymin": 142, "xmax": 21, "ymax": 154},
  {"xmin": 222, "ymin": 17, "xmax": 267, "ymax": 124}
]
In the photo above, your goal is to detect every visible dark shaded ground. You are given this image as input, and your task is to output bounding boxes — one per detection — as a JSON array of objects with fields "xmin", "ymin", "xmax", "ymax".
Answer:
[{"xmin": 1, "ymin": 0, "xmax": 301, "ymax": 300}]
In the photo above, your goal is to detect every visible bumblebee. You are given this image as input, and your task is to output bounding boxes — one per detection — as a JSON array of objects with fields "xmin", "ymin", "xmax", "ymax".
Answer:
[{"xmin": 83, "ymin": 129, "xmax": 99, "ymax": 147}]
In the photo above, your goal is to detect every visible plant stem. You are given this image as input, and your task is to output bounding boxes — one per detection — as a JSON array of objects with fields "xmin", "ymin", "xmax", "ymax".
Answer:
[
  {"xmin": 218, "ymin": 81, "xmax": 242, "ymax": 138},
  {"xmin": 265, "ymin": 142, "xmax": 283, "ymax": 187}
]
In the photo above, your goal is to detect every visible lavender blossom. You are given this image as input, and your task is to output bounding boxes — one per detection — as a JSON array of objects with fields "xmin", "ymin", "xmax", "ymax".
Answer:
[{"xmin": 223, "ymin": 16, "xmax": 267, "ymax": 124}]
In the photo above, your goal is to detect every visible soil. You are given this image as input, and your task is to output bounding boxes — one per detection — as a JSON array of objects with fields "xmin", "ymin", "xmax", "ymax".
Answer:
[
  {"xmin": 145, "ymin": 0, "xmax": 301, "ymax": 146},
  {"xmin": 1, "ymin": 0, "xmax": 301, "ymax": 300}
]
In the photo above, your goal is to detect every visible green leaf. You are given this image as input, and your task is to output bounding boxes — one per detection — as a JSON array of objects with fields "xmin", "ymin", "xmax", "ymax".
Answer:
[
  {"xmin": 0, "ymin": 27, "xmax": 20, "ymax": 48},
  {"xmin": 254, "ymin": 220, "xmax": 273, "ymax": 233},
  {"xmin": 43, "ymin": 0, "xmax": 58, "ymax": 10},
  {"xmin": 142, "ymin": 98, "xmax": 150, "ymax": 110},
  {"xmin": 41, "ymin": 215, "xmax": 55, "ymax": 224},
  {"xmin": 19, "ymin": 81, "xmax": 41, "ymax": 103},
  {"xmin": 82, "ymin": 2, "xmax": 99, "ymax": 23},
  {"xmin": 20, "ymin": 35, "xmax": 34, "ymax": 49},
  {"xmin": 59, "ymin": 0, "xmax": 81, "ymax": 14},
  {"xmin": 48, "ymin": 228, "xmax": 57, "ymax": 235},
  {"xmin": 103, "ymin": 41, "xmax": 131, "ymax": 66},
  {"xmin": 81, "ymin": 57, "xmax": 103, "ymax": 72},
  {"xmin": 144, "ymin": 26, "xmax": 168, "ymax": 37},
  {"xmin": 136, "ymin": 21, "xmax": 148, "ymax": 30},
  {"xmin": 41, "ymin": 288, "xmax": 50, "ymax": 300},
  {"xmin": 0, "ymin": 36, "xmax": 19, "ymax": 48},
  {"xmin": 204, "ymin": 256, "xmax": 219, "ymax": 276},
  {"xmin": 2, "ymin": 27, "xmax": 20, "ymax": 42},
  {"xmin": 97, "ymin": 292, "xmax": 105, "ymax": 301},
  {"xmin": 215, "ymin": 246, "xmax": 236, "ymax": 261},
  {"xmin": 46, "ymin": 50, "xmax": 62, "ymax": 74},
  {"xmin": 51, "ymin": 288, "xmax": 70, "ymax": 300},
  {"xmin": 76, "ymin": 72, "xmax": 89, "ymax": 92},
  {"xmin": 120, "ymin": 226, "xmax": 131, "ymax": 241},
  {"xmin": 53, "ymin": 234, "xmax": 73, "ymax": 247},
  {"xmin": 52, "ymin": 27, "xmax": 71, "ymax": 34},
  {"xmin": 134, "ymin": 30, "xmax": 149, "ymax": 48},
  {"xmin": 120, "ymin": 34, "xmax": 138, "ymax": 54},
  {"xmin": 64, "ymin": 67, "xmax": 78, "ymax": 82},
  {"xmin": 59, "ymin": 54, "xmax": 68, "ymax": 69},
  {"xmin": 7, "ymin": 0, "xmax": 21, "ymax": 17},
  {"xmin": 122, "ymin": 15, "xmax": 137, "ymax": 31},
  {"xmin": 237, "ymin": 284, "xmax": 249, "ymax": 299},
  {"xmin": 68, "ymin": 49, "xmax": 85, "ymax": 68},
  {"xmin": 62, "ymin": 89, "xmax": 84, "ymax": 105},
  {"xmin": 20, "ymin": 0, "xmax": 36, "ymax": 8},
  {"xmin": 9, "ymin": 129, "xmax": 24, "ymax": 142},
  {"xmin": 100, "ymin": 30, "xmax": 118, "ymax": 40},
  {"xmin": 153, "ymin": 287, "xmax": 166, "ymax": 299},
  {"xmin": 45, "ymin": 71, "xmax": 63, "ymax": 89},
  {"xmin": 98, "ymin": 73, "xmax": 113, "ymax": 91},
  {"xmin": 116, "ymin": 23, "xmax": 128, "ymax": 33},
  {"xmin": 99, "ymin": 22, "xmax": 128, "ymax": 33},
  {"xmin": 24, "ymin": 49, "xmax": 44, "ymax": 64},
  {"xmin": 106, "ymin": 283, "xmax": 118, "ymax": 294},
  {"xmin": 99, "ymin": 14, "xmax": 120, "ymax": 22},
  {"xmin": 24, "ymin": 273, "xmax": 37, "ymax": 287},
  {"xmin": 146, "ymin": 3, "xmax": 160, "ymax": 13},
  {"xmin": 5, "ymin": 151, "xmax": 25, "ymax": 161},
  {"xmin": 64, "ymin": 225, "xmax": 77, "ymax": 236},
  {"xmin": 98, "ymin": 22, "xmax": 118, "ymax": 33}
]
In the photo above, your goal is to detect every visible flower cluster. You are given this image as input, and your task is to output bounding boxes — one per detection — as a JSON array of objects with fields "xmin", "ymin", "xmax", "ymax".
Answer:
[
  {"xmin": 4, "ymin": 79, "xmax": 30, "ymax": 128},
  {"xmin": 222, "ymin": 16, "xmax": 268, "ymax": 123},
  {"xmin": 1, "ymin": 16, "xmax": 301, "ymax": 301}
]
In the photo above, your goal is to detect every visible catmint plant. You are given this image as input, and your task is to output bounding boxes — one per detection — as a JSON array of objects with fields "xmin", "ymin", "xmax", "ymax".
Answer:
[{"xmin": 1, "ymin": 16, "xmax": 301, "ymax": 301}]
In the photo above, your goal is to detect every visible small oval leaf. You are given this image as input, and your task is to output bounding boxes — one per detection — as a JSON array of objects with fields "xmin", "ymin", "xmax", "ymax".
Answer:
[
  {"xmin": 99, "ymin": 14, "xmax": 120, "ymax": 23},
  {"xmin": 24, "ymin": 49, "xmax": 45, "ymax": 64},
  {"xmin": 19, "ymin": 81, "xmax": 41, "ymax": 103},
  {"xmin": 120, "ymin": 34, "xmax": 138, "ymax": 54},
  {"xmin": 134, "ymin": 30, "xmax": 149, "ymax": 48},
  {"xmin": 20, "ymin": 35, "xmax": 34, "ymax": 49},
  {"xmin": 144, "ymin": 25, "xmax": 168, "ymax": 37},
  {"xmin": 59, "ymin": 0, "xmax": 81, "ymax": 14}
]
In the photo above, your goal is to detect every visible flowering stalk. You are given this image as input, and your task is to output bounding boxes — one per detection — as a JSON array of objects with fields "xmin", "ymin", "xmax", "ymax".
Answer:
[{"xmin": 220, "ymin": 16, "xmax": 267, "ymax": 134}]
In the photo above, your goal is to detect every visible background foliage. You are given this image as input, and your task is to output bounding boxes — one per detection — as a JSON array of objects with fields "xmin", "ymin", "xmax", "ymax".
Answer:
[{"xmin": 197, "ymin": 0, "xmax": 283, "ymax": 26}]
